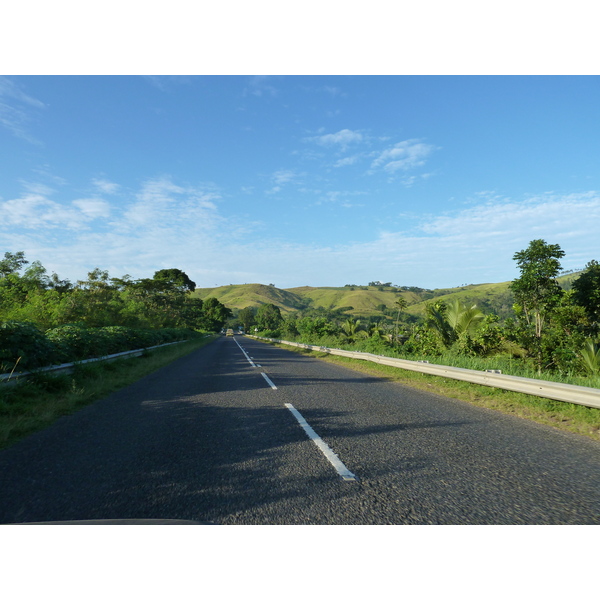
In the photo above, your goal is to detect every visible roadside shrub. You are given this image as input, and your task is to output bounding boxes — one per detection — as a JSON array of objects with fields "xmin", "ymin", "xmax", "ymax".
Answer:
[
  {"xmin": 0, "ymin": 321, "xmax": 60, "ymax": 373},
  {"xmin": 257, "ymin": 329, "xmax": 282, "ymax": 339},
  {"xmin": 2, "ymin": 322, "xmax": 195, "ymax": 373},
  {"xmin": 97, "ymin": 326, "xmax": 132, "ymax": 354},
  {"xmin": 46, "ymin": 324, "xmax": 105, "ymax": 361}
]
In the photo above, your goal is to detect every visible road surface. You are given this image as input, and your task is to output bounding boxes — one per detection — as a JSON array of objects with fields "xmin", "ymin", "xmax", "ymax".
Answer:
[{"xmin": 1, "ymin": 335, "xmax": 599, "ymax": 524}]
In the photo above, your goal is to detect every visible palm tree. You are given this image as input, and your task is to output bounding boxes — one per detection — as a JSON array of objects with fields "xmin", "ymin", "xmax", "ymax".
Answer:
[
  {"xmin": 580, "ymin": 339, "xmax": 600, "ymax": 376},
  {"xmin": 367, "ymin": 322, "xmax": 385, "ymax": 339},
  {"xmin": 427, "ymin": 299, "xmax": 484, "ymax": 347},
  {"xmin": 341, "ymin": 318, "xmax": 365, "ymax": 344},
  {"xmin": 445, "ymin": 299, "xmax": 485, "ymax": 337}
]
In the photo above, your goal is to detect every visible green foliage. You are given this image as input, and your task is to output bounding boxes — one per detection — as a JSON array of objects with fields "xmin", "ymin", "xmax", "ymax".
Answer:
[
  {"xmin": 153, "ymin": 268, "xmax": 196, "ymax": 292},
  {"xmin": 579, "ymin": 339, "xmax": 600, "ymax": 376},
  {"xmin": 281, "ymin": 315, "xmax": 299, "ymax": 338},
  {"xmin": 238, "ymin": 306, "xmax": 256, "ymax": 332},
  {"xmin": 453, "ymin": 314, "xmax": 505, "ymax": 357},
  {"xmin": 511, "ymin": 239, "xmax": 565, "ymax": 338},
  {"xmin": 255, "ymin": 303, "xmax": 284, "ymax": 332},
  {"xmin": 0, "ymin": 251, "xmax": 28, "ymax": 278},
  {"xmin": 199, "ymin": 297, "xmax": 232, "ymax": 331},
  {"xmin": 0, "ymin": 321, "xmax": 60, "ymax": 372},
  {"xmin": 296, "ymin": 316, "xmax": 339, "ymax": 339},
  {"xmin": 403, "ymin": 324, "xmax": 446, "ymax": 356},
  {"xmin": 0, "ymin": 252, "xmax": 236, "ymax": 335},
  {"xmin": 341, "ymin": 318, "xmax": 366, "ymax": 343},
  {"xmin": 572, "ymin": 260, "xmax": 600, "ymax": 334}
]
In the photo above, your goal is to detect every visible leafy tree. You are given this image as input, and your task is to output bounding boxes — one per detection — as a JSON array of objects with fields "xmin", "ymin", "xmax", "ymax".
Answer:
[
  {"xmin": 0, "ymin": 251, "xmax": 28, "ymax": 278},
  {"xmin": 510, "ymin": 239, "xmax": 565, "ymax": 369},
  {"xmin": 238, "ymin": 306, "xmax": 256, "ymax": 332},
  {"xmin": 511, "ymin": 239, "xmax": 565, "ymax": 339},
  {"xmin": 178, "ymin": 297, "xmax": 204, "ymax": 329},
  {"xmin": 572, "ymin": 259, "xmax": 600, "ymax": 334},
  {"xmin": 296, "ymin": 316, "xmax": 338, "ymax": 339},
  {"xmin": 153, "ymin": 268, "xmax": 196, "ymax": 293},
  {"xmin": 200, "ymin": 297, "xmax": 232, "ymax": 331},
  {"xmin": 255, "ymin": 303, "xmax": 283, "ymax": 332},
  {"xmin": 281, "ymin": 314, "xmax": 299, "ymax": 338}
]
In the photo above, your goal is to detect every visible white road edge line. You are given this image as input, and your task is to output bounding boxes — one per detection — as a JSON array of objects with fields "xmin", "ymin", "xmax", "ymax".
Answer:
[
  {"xmin": 261, "ymin": 372, "xmax": 278, "ymax": 389},
  {"xmin": 284, "ymin": 403, "xmax": 357, "ymax": 482},
  {"xmin": 233, "ymin": 337, "xmax": 257, "ymax": 367}
]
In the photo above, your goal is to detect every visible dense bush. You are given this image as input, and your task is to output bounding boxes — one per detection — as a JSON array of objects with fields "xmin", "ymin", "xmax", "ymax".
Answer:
[
  {"xmin": 0, "ymin": 321, "xmax": 60, "ymax": 372},
  {"xmin": 1, "ymin": 321, "xmax": 196, "ymax": 373},
  {"xmin": 46, "ymin": 324, "xmax": 104, "ymax": 362}
]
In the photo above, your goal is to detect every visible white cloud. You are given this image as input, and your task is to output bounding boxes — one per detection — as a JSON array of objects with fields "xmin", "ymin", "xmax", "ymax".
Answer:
[
  {"xmin": 334, "ymin": 155, "xmax": 360, "ymax": 168},
  {"xmin": 266, "ymin": 169, "xmax": 301, "ymax": 194},
  {"xmin": 20, "ymin": 181, "xmax": 55, "ymax": 195},
  {"xmin": 92, "ymin": 178, "xmax": 120, "ymax": 194},
  {"xmin": 308, "ymin": 128, "xmax": 364, "ymax": 150},
  {"xmin": 272, "ymin": 170, "xmax": 297, "ymax": 185},
  {"xmin": 370, "ymin": 139, "xmax": 436, "ymax": 173},
  {"xmin": 0, "ymin": 76, "xmax": 45, "ymax": 143},
  {"xmin": 243, "ymin": 76, "xmax": 278, "ymax": 97},
  {"xmin": 72, "ymin": 199, "xmax": 111, "ymax": 219},
  {"xmin": 0, "ymin": 194, "xmax": 99, "ymax": 230},
  {"xmin": 120, "ymin": 177, "xmax": 220, "ymax": 232}
]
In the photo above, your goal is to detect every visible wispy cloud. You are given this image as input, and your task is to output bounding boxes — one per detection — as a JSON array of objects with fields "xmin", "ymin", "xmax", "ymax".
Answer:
[
  {"xmin": 266, "ymin": 169, "xmax": 301, "ymax": 194},
  {"xmin": 243, "ymin": 76, "xmax": 279, "ymax": 98},
  {"xmin": 142, "ymin": 76, "xmax": 192, "ymax": 91},
  {"xmin": 308, "ymin": 128, "xmax": 364, "ymax": 150},
  {"xmin": 0, "ymin": 194, "xmax": 105, "ymax": 230},
  {"xmin": 72, "ymin": 199, "xmax": 112, "ymax": 219},
  {"xmin": 0, "ymin": 76, "xmax": 45, "ymax": 144},
  {"xmin": 314, "ymin": 190, "xmax": 367, "ymax": 207},
  {"xmin": 369, "ymin": 139, "xmax": 436, "ymax": 174},
  {"xmin": 119, "ymin": 177, "xmax": 221, "ymax": 232},
  {"xmin": 334, "ymin": 154, "xmax": 361, "ymax": 168},
  {"xmin": 92, "ymin": 178, "xmax": 120, "ymax": 194}
]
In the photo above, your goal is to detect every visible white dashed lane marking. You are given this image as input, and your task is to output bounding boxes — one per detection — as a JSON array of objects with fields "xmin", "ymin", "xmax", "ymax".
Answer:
[{"xmin": 284, "ymin": 403, "xmax": 357, "ymax": 482}]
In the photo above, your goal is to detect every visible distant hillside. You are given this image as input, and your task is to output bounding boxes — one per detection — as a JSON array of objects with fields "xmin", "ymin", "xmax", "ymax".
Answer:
[
  {"xmin": 193, "ymin": 272, "xmax": 582, "ymax": 322},
  {"xmin": 192, "ymin": 283, "xmax": 308, "ymax": 313},
  {"xmin": 286, "ymin": 286, "xmax": 419, "ymax": 318},
  {"xmin": 404, "ymin": 281, "xmax": 514, "ymax": 319}
]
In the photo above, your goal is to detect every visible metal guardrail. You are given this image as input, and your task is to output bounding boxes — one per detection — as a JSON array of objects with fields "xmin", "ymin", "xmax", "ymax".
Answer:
[
  {"xmin": 247, "ymin": 336, "xmax": 600, "ymax": 410},
  {"xmin": 0, "ymin": 340, "xmax": 188, "ymax": 385}
]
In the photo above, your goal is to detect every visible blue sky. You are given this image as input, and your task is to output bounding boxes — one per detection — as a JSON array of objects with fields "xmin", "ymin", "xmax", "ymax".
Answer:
[{"xmin": 1, "ymin": 74, "xmax": 599, "ymax": 289}]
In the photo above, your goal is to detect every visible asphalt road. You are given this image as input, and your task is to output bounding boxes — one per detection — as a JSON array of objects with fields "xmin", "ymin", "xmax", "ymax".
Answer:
[{"xmin": 1, "ymin": 335, "xmax": 599, "ymax": 524}]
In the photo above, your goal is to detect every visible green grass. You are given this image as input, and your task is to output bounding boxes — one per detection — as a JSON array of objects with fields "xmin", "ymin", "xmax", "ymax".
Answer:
[
  {"xmin": 0, "ymin": 336, "xmax": 216, "ymax": 451},
  {"xmin": 260, "ymin": 339, "xmax": 600, "ymax": 443}
]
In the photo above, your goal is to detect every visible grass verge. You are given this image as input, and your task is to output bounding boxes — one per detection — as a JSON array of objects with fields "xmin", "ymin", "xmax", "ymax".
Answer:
[
  {"xmin": 263, "ymin": 340, "xmax": 600, "ymax": 443},
  {"xmin": 0, "ymin": 336, "xmax": 216, "ymax": 451}
]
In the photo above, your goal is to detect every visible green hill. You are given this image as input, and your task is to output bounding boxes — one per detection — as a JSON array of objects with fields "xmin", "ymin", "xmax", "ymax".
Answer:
[
  {"xmin": 192, "ymin": 283, "xmax": 308, "ymax": 313},
  {"xmin": 285, "ymin": 286, "xmax": 419, "ymax": 317},
  {"xmin": 193, "ymin": 272, "xmax": 582, "ymax": 322}
]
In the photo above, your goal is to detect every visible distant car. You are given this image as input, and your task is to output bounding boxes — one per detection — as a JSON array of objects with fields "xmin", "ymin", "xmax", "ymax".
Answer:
[{"xmin": 226, "ymin": 329, "xmax": 234, "ymax": 336}]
